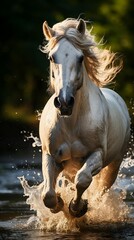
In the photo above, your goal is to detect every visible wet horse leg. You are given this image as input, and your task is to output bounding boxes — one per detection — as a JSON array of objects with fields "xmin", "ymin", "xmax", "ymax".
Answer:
[
  {"xmin": 42, "ymin": 152, "xmax": 64, "ymax": 212},
  {"xmin": 96, "ymin": 157, "xmax": 123, "ymax": 194},
  {"xmin": 69, "ymin": 149, "xmax": 103, "ymax": 217}
]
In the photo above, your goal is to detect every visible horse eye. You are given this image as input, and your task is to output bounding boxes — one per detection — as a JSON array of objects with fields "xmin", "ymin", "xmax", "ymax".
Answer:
[{"xmin": 78, "ymin": 55, "xmax": 84, "ymax": 63}]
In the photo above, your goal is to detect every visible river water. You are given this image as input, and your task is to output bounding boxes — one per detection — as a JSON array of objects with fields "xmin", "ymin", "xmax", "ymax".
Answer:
[{"xmin": 0, "ymin": 136, "xmax": 134, "ymax": 239}]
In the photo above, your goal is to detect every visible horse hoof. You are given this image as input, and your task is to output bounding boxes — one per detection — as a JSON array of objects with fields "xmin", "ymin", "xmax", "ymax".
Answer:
[
  {"xmin": 43, "ymin": 191, "xmax": 57, "ymax": 209},
  {"xmin": 69, "ymin": 198, "xmax": 88, "ymax": 218},
  {"xmin": 50, "ymin": 194, "xmax": 64, "ymax": 213}
]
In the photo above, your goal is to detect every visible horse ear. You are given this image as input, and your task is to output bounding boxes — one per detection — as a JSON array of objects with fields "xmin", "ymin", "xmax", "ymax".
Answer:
[
  {"xmin": 43, "ymin": 21, "xmax": 55, "ymax": 40},
  {"xmin": 76, "ymin": 19, "xmax": 86, "ymax": 35}
]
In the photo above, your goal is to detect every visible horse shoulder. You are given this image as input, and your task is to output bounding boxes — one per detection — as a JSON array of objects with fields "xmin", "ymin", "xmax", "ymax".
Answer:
[
  {"xmin": 77, "ymin": 114, "xmax": 108, "ymax": 157},
  {"xmin": 101, "ymin": 88, "xmax": 130, "ymax": 159},
  {"xmin": 101, "ymin": 88, "xmax": 130, "ymax": 131}
]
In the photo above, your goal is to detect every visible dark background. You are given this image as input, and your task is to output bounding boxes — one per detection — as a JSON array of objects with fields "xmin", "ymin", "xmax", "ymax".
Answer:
[{"xmin": 0, "ymin": 0, "xmax": 134, "ymax": 158}]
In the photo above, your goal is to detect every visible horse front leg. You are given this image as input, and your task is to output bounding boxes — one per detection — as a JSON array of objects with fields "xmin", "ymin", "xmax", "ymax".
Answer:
[
  {"xmin": 69, "ymin": 149, "xmax": 103, "ymax": 217},
  {"xmin": 42, "ymin": 152, "xmax": 64, "ymax": 213}
]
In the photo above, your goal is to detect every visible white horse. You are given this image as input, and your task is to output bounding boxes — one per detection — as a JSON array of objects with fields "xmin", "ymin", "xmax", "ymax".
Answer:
[{"xmin": 39, "ymin": 18, "xmax": 130, "ymax": 217}]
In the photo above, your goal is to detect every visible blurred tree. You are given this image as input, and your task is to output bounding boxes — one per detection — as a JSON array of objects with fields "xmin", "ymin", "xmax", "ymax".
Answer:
[{"xmin": 92, "ymin": 0, "xmax": 134, "ymax": 101}]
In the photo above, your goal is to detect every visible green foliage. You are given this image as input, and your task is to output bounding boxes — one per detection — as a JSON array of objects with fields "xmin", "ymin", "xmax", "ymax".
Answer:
[{"xmin": 0, "ymin": 0, "xmax": 134, "ymax": 122}]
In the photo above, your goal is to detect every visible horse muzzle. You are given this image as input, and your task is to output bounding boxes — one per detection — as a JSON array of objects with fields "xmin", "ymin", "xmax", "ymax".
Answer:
[{"xmin": 54, "ymin": 94, "xmax": 75, "ymax": 116}]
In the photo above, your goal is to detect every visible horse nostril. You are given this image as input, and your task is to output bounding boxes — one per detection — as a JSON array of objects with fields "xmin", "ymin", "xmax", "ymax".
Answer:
[
  {"xmin": 68, "ymin": 96, "xmax": 75, "ymax": 107},
  {"xmin": 54, "ymin": 95, "xmax": 74, "ymax": 110},
  {"xmin": 54, "ymin": 97, "xmax": 61, "ymax": 108}
]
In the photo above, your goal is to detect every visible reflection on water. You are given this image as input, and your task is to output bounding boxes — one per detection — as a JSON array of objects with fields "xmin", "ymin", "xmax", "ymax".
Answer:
[
  {"xmin": 0, "ymin": 219, "xmax": 134, "ymax": 240},
  {"xmin": 0, "ymin": 152, "xmax": 134, "ymax": 239}
]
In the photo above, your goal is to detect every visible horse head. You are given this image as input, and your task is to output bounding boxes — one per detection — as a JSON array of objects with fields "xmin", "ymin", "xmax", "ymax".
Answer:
[{"xmin": 43, "ymin": 19, "xmax": 86, "ymax": 116}]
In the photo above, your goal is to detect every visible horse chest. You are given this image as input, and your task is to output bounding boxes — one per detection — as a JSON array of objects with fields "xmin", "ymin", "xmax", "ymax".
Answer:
[
  {"xmin": 53, "ymin": 140, "xmax": 88, "ymax": 163},
  {"xmin": 52, "ymin": 140, "xmax": 88, "ymax": 180}
]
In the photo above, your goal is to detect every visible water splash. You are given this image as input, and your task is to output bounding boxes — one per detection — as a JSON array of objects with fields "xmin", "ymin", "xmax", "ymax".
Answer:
[
  {"xmin": 25, "ymin": 133, "xmax": 42, "ymax": 148},
  {"xmin": 18, "ymin": 156, "xmax": 132, "ymax": 232}
]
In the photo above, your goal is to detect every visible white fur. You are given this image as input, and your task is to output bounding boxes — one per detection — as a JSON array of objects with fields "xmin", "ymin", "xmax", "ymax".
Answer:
[{"xmin": 40, "ymin": 20, "xmax": 130, "ymax": 216}]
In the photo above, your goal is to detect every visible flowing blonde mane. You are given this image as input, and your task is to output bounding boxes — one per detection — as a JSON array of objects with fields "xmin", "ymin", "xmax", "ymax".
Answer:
[{"xmin": 42, "ymin": 18, "xmax": 122, "ymax": 87}]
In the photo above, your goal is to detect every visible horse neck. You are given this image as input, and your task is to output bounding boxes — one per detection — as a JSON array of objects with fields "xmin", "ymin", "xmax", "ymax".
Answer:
[{"xmin": 75, "ymin": 64, "xmax": 98, "ymax": 112}]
